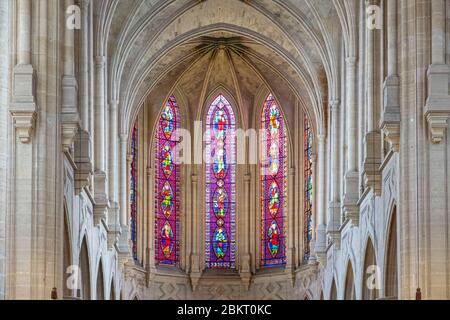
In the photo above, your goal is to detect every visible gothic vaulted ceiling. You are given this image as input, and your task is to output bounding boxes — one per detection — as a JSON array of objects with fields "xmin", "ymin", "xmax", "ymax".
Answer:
[{"xmin": 93, "ymin": 0, "xmax": 356, "ymax": 135}]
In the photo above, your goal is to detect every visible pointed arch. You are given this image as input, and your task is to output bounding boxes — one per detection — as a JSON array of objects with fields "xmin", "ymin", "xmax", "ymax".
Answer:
[
  {"xmin": 362, "ymin": 238, "xmax": 379, "ymax": 300},
  {"xmin": 155, "ymin": 95, "xmax": 181, "ymax": 265},
  {"xmin": 96, "ymin": 259, "xmax": 105, "ymax": 300},
  {"xmin": 63, "ymin": 201, "xmax": 72, "ymax": 298},
  {"xmin": 110, "ymin": 278, "xmax": 116, "ymax": 300},
  {"xmin": 344, "ymin": 261, "xmax": 356, "ymax": 300},
  {"xmin": 385, "ymin": 206, "xmax": 398, "ymax": 299},
  {"xmin": 260, "ymin": 93, "xmax": 286, "ymax": 267},
  {"xmin": 79, "ymin": 236, "xmax": 91, "ymax": 300},
  {"xmin": 205, "ymin": 94, "xmax": 237, "ymax": 269},
  {"xmin": 330, "ymin": 278, "xmax": 337, "ymax": 300}
]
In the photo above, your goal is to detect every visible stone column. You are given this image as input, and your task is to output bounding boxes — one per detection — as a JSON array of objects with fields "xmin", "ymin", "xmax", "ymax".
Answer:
[
  {"xmin": 286, "ymin": 168, "xmax": 296, "ymax": 282},
  {"xmin": 61, "ymin": 0, "xmax": 80, "ymax": 153},
  {"xmin": 381, "ymin": 0, "xmax": 401, "ymax": 152},
  {"xmin": 314, "ymin": 134, "xmax": 327, "ymax": 263},
  {"xmin": 146, "ymin": 166, "xmax": 156, "ymax": 281},
  {"xmin": 421, "ymin": 0, "xmax": 450, "ymax": 299},
  {"xmin": 343, "ymin": 57, "xmax": 360, "ymax": 225},
  {"xmin": 0, "ymin": 0, "xmax": 10, "ymax": 300},
  {"xmin": 72, "ymin": 2, "xmax": 93, "ymax": 193},
  {"xmin": 8, "ymin": 0, "xmax": 37, "ymax": 299},
  {"xmin": 189, "ymin": 174, "xmax": 201, "ymax": 290},
  {"xmin": 106, "ymin": 99, "xmax": 120, "ymax": 248},
  {"xmin": 424, "ymin": 0, "xmax": 450, "ymax": 143},
  {"xmin": 93, "ymin": 55, "xmax": 108, "ymax": 224},
  {"xmin": 308, "ymin": 154, "xmax": 317, "ymax": 265},
  {"xmin": 363, "ymin": 0, "xmax": 382, "ymax": 195},
  {"xmin": 240, "ymin": 173, "xmax": 251, "ymax": 289},
  {"xmin": 327, "ymin": 100, "xmax": 341, "ymax": 247},
  {"xmin": 117, "ymin": 133, "xmax": 130, "ymax": 263},
  {"xmin": 79, "ymin": 0, "xmax": 90, "ymax": 132}
]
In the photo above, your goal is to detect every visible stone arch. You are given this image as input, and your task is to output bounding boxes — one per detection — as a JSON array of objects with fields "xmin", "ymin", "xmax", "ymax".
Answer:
[
  {"xmin": 79, "ymin": 236, "xmax": 91, "ymax": 300},
  {"xmin": 63, "ymin": 200, "xmax": 72, "ymax": 299},
  {"xmin": 384, "ymin": 205, "xmax": 398, "ymax": 299},
  {"xmin": 330, "ymin": 278, "xmax": 337, "ymax": 300},
  {"xmin": 110, "ymin": 277, "xmax": 116, "ymax": 300},
  {"xmin": 96, "ymin": 258, "xmax": 105, "ymax": 300},
  {"xmin": 362, "ymin": 238, "xmax": 379, "ymax": 300},
  {"xmin": 344, "ymin": 260, "xmax": 356, "ymax": 300}
]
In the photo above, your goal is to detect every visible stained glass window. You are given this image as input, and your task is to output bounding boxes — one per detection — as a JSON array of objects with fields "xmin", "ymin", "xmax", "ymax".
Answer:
[
  {"xmin": 155, "ymin": 95, "xmax": 180, "ymax": 265},
  {"xmin": 130, "ymin": 123, "xmax": 138, "ymax": 261},
  {"xmin": 303, "ymin": 114, "xmax": 313, "ymax": 261},
  {"xmin": 205, "ymin": 95, "xmax": 236, "ymax": 269},
  {"xmin": 260, "ymin": 94, "xmax": 286, "ymax": 267}
]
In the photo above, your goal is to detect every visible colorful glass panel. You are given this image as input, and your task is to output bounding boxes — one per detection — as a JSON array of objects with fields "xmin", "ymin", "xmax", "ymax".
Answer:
[
  {"xmin": 155, "ymin": 95, "xmax": 180, "ymax": 265},
  {"xmin": 205, "ymin": 95, "xmax": 236, "ymax": 269},
  {"xmin": 261, "ymin": 94, "xmax": 286, "ymax": 266},
  {"xmin": 304, "ymin": 115, "xmax": 313, "ymax": 261},
  {"xmin": 130, "ymin": 123, "xmax": 138, "ymax": 261}
]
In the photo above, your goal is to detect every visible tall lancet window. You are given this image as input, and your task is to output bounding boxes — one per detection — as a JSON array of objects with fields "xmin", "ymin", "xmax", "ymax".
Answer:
[
  {"xmin": 130, "ymin": 123, "xmax": 138, "ymax": 261},
  {"xmin": 303, "ymin": 115, "xmax": 313, "ymax": 260},
  {"xmin": 205, "ymin": 94, "xmax": 236, "ymax": 269},
  {"xmin": 260, "ymin": 94, "xmax": 286, "ymax": 267},
  {"xmin": 155, "ymin": 96, "xmax": 180, "ymax": 265}
]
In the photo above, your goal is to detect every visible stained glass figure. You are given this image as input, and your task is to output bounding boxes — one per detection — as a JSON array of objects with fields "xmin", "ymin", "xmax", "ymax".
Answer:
[
  {"xmin": 205, "ymin": 94, "xmax": 236, "ymax": 269},
  {"xmin": 304, "ymin": 114, "xmax": 313, "ymax": 261},
  {"xmin": 260, "ymin": 94, "xmax": 286, "ymax": 266},
  {"xmin": 155, "ymin": 96, "xmax": 180, "ymax": 265},
  {"xmin": 130, "ymin": 123, "xmax": 138, "ymax": 261}
]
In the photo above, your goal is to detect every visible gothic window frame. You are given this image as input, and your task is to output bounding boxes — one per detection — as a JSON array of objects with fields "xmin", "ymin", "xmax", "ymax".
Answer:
[
  {"xmin": 260, "ymin": 93, "xmax": 287, "ymax": 267},
  {"xmin": 204, "ymin": 93, "xmax": 237, "ymax": 269},
  {"xmin": 154, "ymin": 95, "xmax": 181, "ymax": 266}
]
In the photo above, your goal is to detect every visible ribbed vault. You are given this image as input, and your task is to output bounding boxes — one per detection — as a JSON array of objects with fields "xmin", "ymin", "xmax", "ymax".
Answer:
[{"xmin": 93, "ymin": 0, "xmax": 352, "ymax": 137}]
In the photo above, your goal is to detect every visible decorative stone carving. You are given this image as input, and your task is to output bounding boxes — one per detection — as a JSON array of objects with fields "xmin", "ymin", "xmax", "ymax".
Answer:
[
  {"xmin": 10, "ymin": 64, "xmax": 37, "ymax": 143},
  {"xmin": 424, "ymin": 63, "xmax": 450, "ymax": 144},
  {"xmin": 61, "ymin": 75, "xmax": 80, "ymax": 152},
  {"xmin": 381, "ymin": 75, "xmax": 401, "ymax": 152},
  {"xmin": 343, "ymin": 171, "xmax": 360, "ymax": 226}
]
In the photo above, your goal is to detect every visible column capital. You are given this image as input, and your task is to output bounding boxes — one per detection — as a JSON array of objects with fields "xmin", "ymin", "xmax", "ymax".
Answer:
[{"xmin": 426, "ymin": 113, "xmax": 449, "ymax": 144}]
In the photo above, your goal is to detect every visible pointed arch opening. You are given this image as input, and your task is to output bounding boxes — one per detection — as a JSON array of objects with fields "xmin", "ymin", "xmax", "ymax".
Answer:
[
  {"xmin": 385, "ymin": 207, "xmax": 398, "ymax": 299},
  {"xmin": 330, "ymin": 279, "xmax": 337, "ymax": 300},
  {"xmin": 96, "ymin": 260, "xmax": 105, "ymax": 300},
  {"xmin": 205, "ymin": 94, "xmax": 237, "ymax": 269},
  {"xmin": 155, "ymin": 95, "xmax": 181, "ymax": 266},
  {"xmin": 260, "ymin": 94, "xmax": 286, "ymax": 267},
  {"xmin": 344, "ymin": 262, "xmax": 356, "ymax": 300},
  {"xmin": 79, "ymin": 237, "xmax": 90, "ymax": 300},
  {"xmin": 110, "ymin": 279, "xmax": 116, "ymax": 300},
  {"xmin": 362, "ymin": 238, "xmax": 379, "ymax": 300},
  {"xmin": 63, "ymin": 204, "xmax": 72, "ymax": 299}
]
